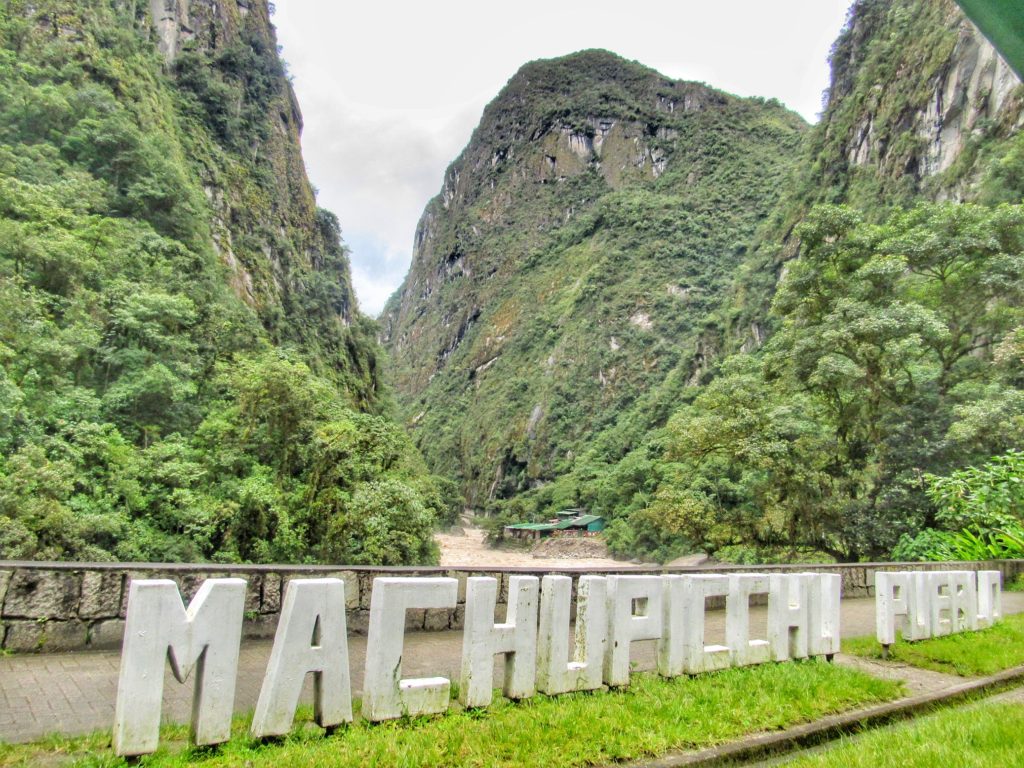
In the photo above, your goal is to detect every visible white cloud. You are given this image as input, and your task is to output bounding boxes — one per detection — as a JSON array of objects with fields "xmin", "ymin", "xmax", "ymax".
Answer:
[{"xmin": 273, "ymin": 0, "xmax": 853, "ymax": 315}]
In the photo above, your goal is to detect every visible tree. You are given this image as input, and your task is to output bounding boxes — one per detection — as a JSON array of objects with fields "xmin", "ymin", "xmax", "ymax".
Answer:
[{"xmin": 656, "ymin": 202, "xmax": 1024, "ymax": 561}]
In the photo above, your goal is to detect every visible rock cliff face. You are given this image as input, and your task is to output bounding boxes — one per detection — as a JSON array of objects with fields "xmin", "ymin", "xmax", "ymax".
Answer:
[
  {"xmin": 141, "ymin": 0, "xmax": 378, "ymax": 398},
  {"xmin": 727, "ymin": 0, "xmax": 1023, "ymax": 353},
  {"xmin": 820, "ymin": 0, "xmax": 1021, "ymax": 202},
  {"xmin": 382, "ymin": 50, "xmax": 807, "ymax": 506},
  {"xmin": 0, "ymin": 0, "xmax": 436, "ymax": 564}
]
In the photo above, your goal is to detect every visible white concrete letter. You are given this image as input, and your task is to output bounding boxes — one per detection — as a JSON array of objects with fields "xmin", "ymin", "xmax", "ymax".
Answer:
[
  {"xmin": 951, "ymin": 571, "xmax": 977, "ymax": 633},
  {"xmin": 768, "ymin": 574, "xmax": 809, "ymax": 662},
  {"xmin": 875, "ymin": 571, "xmax": 930, "ymax": 644},
  {"xmin": 928, "ymin": 572, "xmax": 956, "ymax": 637},
  {"xmin": 659, "ymin": 574, "xmax": 725, "ymax": 677},
  {"xmin": 459, "ymin": 575, "xmax": 539, "ymax": 707},
  {"xmin": 978, "ymin": 570, "xmax": 1003, "ymax": 628},
  {"xmin": 537, "ymin": 575, "xmax": 607, "ymax": 694},
  {"xmin": 251, "ymin": 578, "xmax": 352, "ymax": 737},
  {"xmin": 727, "ymin": 574, "xmax": 771, "ymax": 667},
  {"xmin": 113, "ymin": 578, "xmax": 246, "ymax": 756},
  {"xmin": 362, "ymin": 577, "xmax": 458, "ymax": 721},
  {"xmin": 806, "ymin": 573, "xmax": 841, "ymax": 657},
  {"xmin": 604, "ymin": 575, "xmax": 663, "ymax": 687}
]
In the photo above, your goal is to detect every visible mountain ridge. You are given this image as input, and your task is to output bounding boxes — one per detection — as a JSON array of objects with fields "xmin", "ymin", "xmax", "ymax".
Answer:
[
  {"xmin": 382, "ymin": 0, "xmax": 1024, "ymax": 563},
  {"xmin": 381, "ymin": 48, "xmax": 807, "ymax": 507}
]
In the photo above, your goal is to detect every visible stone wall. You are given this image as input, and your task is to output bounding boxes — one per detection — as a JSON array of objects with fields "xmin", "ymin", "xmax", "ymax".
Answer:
[{"xmin": 1, "ymin": 559, "xmax": 1021, "ymax": 653}]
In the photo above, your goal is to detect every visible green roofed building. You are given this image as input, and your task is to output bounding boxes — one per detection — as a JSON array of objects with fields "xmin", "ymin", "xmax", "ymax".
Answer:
[{"xmin": 505, "ymin": 511, "xmax": 606, "ymax": 541}]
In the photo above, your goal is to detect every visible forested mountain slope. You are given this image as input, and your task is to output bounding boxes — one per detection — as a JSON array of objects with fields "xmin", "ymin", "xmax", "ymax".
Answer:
[
  {"xmin": 729, "ymin": 0, "xmax": 1024, "ymax": 345},
  {"xmin": 658, "ymin": 0, "xmax": 1024, "ymax": 564},
  {"xmin": 0, "ymin": 0, "xmax": 447, "ymax": 564},
  {"xmin": 381, "ymin": 50, "xmax": 807, "ymax": 510},
  {"xmin": 385, "ymin": 0, "xmax": 1024, "ymax": 563}
]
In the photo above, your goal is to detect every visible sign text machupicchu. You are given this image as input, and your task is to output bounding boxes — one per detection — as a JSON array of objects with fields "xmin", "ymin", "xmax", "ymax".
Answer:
[{"xmin": 113, "ymin": 572, "xmax": 844, "ymax": 755}]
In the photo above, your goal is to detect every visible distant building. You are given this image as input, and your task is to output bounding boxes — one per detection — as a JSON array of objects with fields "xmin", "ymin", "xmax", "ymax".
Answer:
[{"xmin": 503, "ymin": 510, "xmax": 605, "ymax": 541}]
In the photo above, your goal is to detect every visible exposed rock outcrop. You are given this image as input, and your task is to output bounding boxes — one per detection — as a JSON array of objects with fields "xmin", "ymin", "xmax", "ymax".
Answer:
[{"xmin": 381, "ymin": 50, "xmax": 807, "ymax": 506}]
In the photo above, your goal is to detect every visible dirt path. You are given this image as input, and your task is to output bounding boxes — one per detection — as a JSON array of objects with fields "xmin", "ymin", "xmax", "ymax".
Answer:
[{"xmin": 434, "ymin": 527, "xmax": 625, "ymax": 568}]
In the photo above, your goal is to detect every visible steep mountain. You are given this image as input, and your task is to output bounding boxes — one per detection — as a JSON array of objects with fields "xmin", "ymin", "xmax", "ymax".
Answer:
[
  {"xmin": 616, "ymin": 0, "xmax": 1024, "ymax": 563},
  {"xmin": 0, "ymin": 0, "xmax": 445, "ymax": 564},
  {"xmin": 381, "ymin": 50, "xmax": 807, "ymax": 509},
  {"xmin": 384, "ymin": 0, "xmax": 1024, "ymax": 563},
  {"xmin": 729, "ymin": 0, "xmax": 1024, "ymax": 347}
]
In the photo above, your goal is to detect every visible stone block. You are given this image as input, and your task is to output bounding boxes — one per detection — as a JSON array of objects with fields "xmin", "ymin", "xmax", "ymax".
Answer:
[
  {"xmin": 175, "ymin": 571, "xmax": 226, "ymax": 602},
  {"xmin": 5, "ymin": 619, "xmax": 88, "ymax": 652},
  {"xmin": 232, "ymin": 573, "xmax": 262, "ymax": 614},
  {"xmin": 242, "ymin": 613, "xmax": 280, "ymax": 640},
  {"xmin": 89, "ymin": 619, "xmax": 126, "ymax": 649},
  {"xmin": 423, "ymin": 607, "xmax": 452, "ymax": 631},
  {"xmin": 404, "ymin": 608, "xmax": 426, "ymax": 631},
  {"xmin": 3, "ymin": 570, "xmax": 80, "ymax": 619},
  {"xmin": 451, "ymin": 604, "xmax": 466, "ymax": 630},
  {"xmin": 261, "ymin": 574, "xmax": 282, "ymax": 613},
  {"xmin": 324, "ymin": 571, "xmax": 360, "ymax": 609},
  {"xmin": 359, "ymin": 573, "xmax": 375, "ymax": 609},
  {"xmin": 347, "ymin": 609, "xmax": 370, "ymax": 635},
  {"xmin": 0, "ymin": 570, "xmax": 11, "ymax": 610},
  {"xmin": 445, "ymin": 571, "xmax": 469, "ymax": 603},
  {"xmin": 80, "ymin": 571, "xmax": 124, "ymax": 619}
]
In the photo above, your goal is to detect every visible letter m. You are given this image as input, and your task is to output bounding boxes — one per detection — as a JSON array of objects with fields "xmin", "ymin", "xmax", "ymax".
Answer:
[{"xmin": 113, "ymin": 578, "xmax": 246, "ymax": 756}]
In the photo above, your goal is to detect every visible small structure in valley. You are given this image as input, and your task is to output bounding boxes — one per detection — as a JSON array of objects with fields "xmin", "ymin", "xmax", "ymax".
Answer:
[{"xmin": 504, "ymin": 510, "xmax": 605, "ymax": 541}]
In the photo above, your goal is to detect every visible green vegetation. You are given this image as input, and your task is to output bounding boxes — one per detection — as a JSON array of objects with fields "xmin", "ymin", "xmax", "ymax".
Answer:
[
  {"xmin": 382, "ymin": 50, "xmax": 807, "ymax": 561},
  {"xmin": 0, "ymin": 662, "xmax": 900, "ymax": 768},
  {"xmin": 843, "ymin": 614, "xmax": 1024, "ymax": 676},
  {"xmin": 3, "ymin": 0, "xmax": 1022, "ymax": 567},
  {"xmin": 895, "ymin": 451, "xmax": 1024, "ymax": 561},
  {"xmin": 643, "ymin": 202, "xmax": 1024, "ymax": 562},
  {"xmin": 385, "ymin": 0, "xmax": 1024, "ymax": 565},
  {"xmin": 0, "ymin": 0, "xmax": 447, "ymax": 564},
  {"xmin": 782, "ymin": 700, "xmax": 1024, "ymax": 767}
]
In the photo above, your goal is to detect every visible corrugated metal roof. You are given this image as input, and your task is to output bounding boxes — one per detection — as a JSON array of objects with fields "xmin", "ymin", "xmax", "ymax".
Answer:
[
  {"xmin": 504, "ymin": 522, "xmax": 557, "ymax": 531},
  {"xmin": 505, "ymin": 514, "xmax": 604, "ymax": 531}
]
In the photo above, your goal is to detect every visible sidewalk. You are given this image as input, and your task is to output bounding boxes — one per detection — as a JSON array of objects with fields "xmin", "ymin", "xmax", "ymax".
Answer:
[{"xmin": 2, "ymin": 594, "xmax": 1022, "ymax": 744}]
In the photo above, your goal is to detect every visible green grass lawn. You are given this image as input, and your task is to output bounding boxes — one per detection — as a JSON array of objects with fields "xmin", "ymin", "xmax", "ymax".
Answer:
[
  {"xmin": 0, "ymin": 661, "xmax": 899, "ymax": 768},
  {"xmin": 842, "ymin": 613, "xmax": 1024, "ymax": 677},
  {"xmin": 781, "ymin": 698, "xmax": 1024, "ymax": 767}
]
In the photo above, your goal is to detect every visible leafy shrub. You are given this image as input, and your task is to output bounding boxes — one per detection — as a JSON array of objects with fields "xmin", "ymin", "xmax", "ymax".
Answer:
[{"xmin": 893, "ymin": 524, "xmax": 1024, "ymax": 562}]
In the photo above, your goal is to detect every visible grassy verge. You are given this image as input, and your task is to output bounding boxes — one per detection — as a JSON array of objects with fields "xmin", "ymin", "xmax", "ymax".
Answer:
[
  {"xmin": 781, "ymin": 699, "xmax": 1024, "ymax": 767},
  {"xmin": 0, "ymin": 661, "xmax": 899, "ymax": 768},
  {"xmin": 842, "ymin": 614, "xmax": 1024, "ymax": 677}
]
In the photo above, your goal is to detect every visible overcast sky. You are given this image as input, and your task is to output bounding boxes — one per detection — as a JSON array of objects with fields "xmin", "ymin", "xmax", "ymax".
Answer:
[{"xmin": 273, "ymin": 0, "xmax": 854, "ymax": 316}]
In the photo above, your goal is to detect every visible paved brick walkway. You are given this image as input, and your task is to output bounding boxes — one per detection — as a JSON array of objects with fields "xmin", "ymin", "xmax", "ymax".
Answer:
[{"xmin": 2, "ymin": 594, "xmax": 1022, "ymax": 744}]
